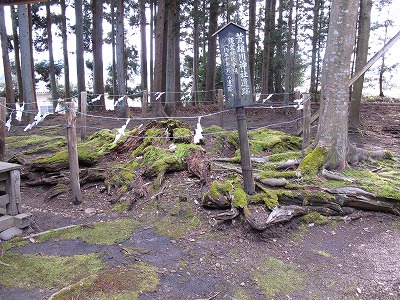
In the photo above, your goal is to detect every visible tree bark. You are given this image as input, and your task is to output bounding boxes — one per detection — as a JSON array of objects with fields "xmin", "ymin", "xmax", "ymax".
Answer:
[
  {"xmin": 75, "ymin": 0, "xmax": 86, "ymax": 108},
  {"xmin": 116, "ymin": 0, "xmax": 127, "ymax": 117},
  {"xmin": 0, "ymin": 6, "xmax": 15, "ymax": 110},
  {"xmin": 309, "ymin": 0, "xmax": 322, "ymax": 99},
  {"xmin": 46, "ymin": 2, "xmax": 57, "ymax": 106},
  {"xmin": 248, "ymin": 0, "xmax": 256, "ymax": 95},
  {"xmin": 140, "ymin": 0, "xmax": 148, "ymax": 91},
  {"xmin": 60, "ymin": 0, "xmax": 71, "ymax": 99},
  {"xmin": 261, "ymin": 0, "xmax": 275, "ymax": 98},
  {"xmin": 314, "ymin": 0, "xmax": 359, "ymax": 171},
  {"xmin": 204, "ymin": 0, "xmax": 219, "ymax": 103},
  {"xmin": 18, "ymin": 4, "xmax": 37, "ymax": 122},
  {"xmin": 92, "ymin": 0, "xmax": 105, "ymax": 108},
  {"xmin": 349, "ymin": 0, "xmax": 372, "ymax": 131}
]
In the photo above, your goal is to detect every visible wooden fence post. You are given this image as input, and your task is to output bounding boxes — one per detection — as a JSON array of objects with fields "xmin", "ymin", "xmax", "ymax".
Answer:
[
  {"xmin": 0, "ymin": 97, "xmax": 6, "ymax": 161},
  {"xmin": 218, "ymin": 89, "xmax": 224, "ymax": 128},
  {"xmin": 302, "ymin": 93, "xmax": 311, "ymax": 149},
  {"xmin": 295, "ymin": 90, "xmax": 301, "ymax": 131},
  {"xmin": 80, "ymin": 91, "xmax": 87, "ymax": 140},
  {"xmin": 65, "ymin": 102, "xmax": 83, "ymax": 205},
  {"xmin": 142, "ymin": 90, "xmax": 148, "ymax": 115}
]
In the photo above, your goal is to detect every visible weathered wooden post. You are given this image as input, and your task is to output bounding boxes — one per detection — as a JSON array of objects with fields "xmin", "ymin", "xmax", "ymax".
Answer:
[
  {"xmin": 0, "ymin": 97, "xmax": 6, "ymax": 161},
  {"xmin": 216, "ymin": 23, "xmax": 255, "ymax": 194},
  {"xmin": 302, "ymin": 93, "xmax": 311, "ymax": 149},
  {"xmin": 65, "ymin": 102, "xmax": 83, "ymax": 205},
  {"xmin": 80, "ymin": 91, "xmax": 87, "ymax": 140}
]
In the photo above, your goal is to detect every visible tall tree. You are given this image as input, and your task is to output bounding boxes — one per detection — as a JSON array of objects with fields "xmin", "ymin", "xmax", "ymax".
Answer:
[
  {"xmin": 92, "ymin": 0, "xmax": 105, "ymax": 108},
  {"xmin": 165, "ymin": 0, "xmax": 179, "ymax": 116},
  {"xmin": 46, "ymin": 2, "xmax": 57, "ymax": 105},
  {"xmin": 204, "ymin": 0, "xmax": 219, "ymax": 103},
  {"xmin": 152, "ymin": 0, "xmax": 167, "ymax": 116},
  {"xmin": 248, "ymin": 0, "xmax": 256, "ymax": 94},
  {"xmin": 18, "ymin": 4, "xmax": 37, "ymax": 121},
  {"xmin": 115, "ymin": 0, "xmax": 127, "ymax": 117},
  {"xmin": 261, "ymin": 0, "xmax": 275, "ymax": 97},
  {"xmin": 139, "ymin": 0, "xmax": 148, "ymax": 92},
  {"xmin": 11, "ymin": 6, "xmax": 23, "ymax": 103},
  {"xmin": 192, "ymin": 0, "xmax": 200, "ymax": 104},
  {"xmin": 312, "ymin": 0, "xmax": 359, "ymax": 170},
  {"xmin": 349, "ymin": 0, "xmax": 372, "ymax": 131},
  {"xmin": 284, "ymin": 0, "xmax": 294, "ymax": 105},
  {"xmin": 60, "ymin": 0, "xmax": 71, "ymax": 99},
  {"xmin": 75, "ymin": 0, "xmax": 86, "ymax": 108},
  {"xmin": 309, "ymin": 0, "xmax": 322, "ymax": 99},
  {"xmin": 0, "ymin": 6, "xmax": 15, "ymax": 109}
]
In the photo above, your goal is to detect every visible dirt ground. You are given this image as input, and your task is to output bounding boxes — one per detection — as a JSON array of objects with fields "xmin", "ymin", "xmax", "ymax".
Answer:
[{"xmin": 1, "ymin": 99, "xmax": 400, "ymax": 299}]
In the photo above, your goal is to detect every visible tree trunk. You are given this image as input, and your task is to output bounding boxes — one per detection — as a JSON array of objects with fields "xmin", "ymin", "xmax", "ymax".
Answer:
[
  {"xmin": 0, "ymin": 6, "xmax": 15, "ymax": 110},
  {"xmin": 309, "ymin": 0, "xmax": 321, "ymax": 99},
  {"xmin": 111, "ymin": 0, "xmax": 117, "ymax": 103},
  {"xmin": 75, "ymin": 0, "xmax": 86, "ymax": 108},
  {"xmin": 60, "ymin": 0, "xmax": 70, "ymax": 99},
  {"xmin": 18, "ymin": 4, "xmax": 37, "ymax": 122},
  {"xmin": 248, "ymin": 0, "xmax": 256, "ymax": 95},
  {"xmin": 152, "ymin": 0, "xmax": 167, "ymax": 117},
  {"xmin": 140, "ymin": 0, "xmax": 148, "ymax": 91},
  {"xmin": 46, "ymin": 2, "xmax": 57, "ymax": 106},
  {"xmin": 314, "ymin": 0, "xmax": 359, "ymax": 171},
  {"xmin": 192, "ymin": 0, "xmax": 199, "ymax": 104},
  {"xmin": 92, "ymin": 0, "xmax": 105, "ymax": 108},
  {"xmin": 204, "ymin": 0, "xmax": 219, "ymax": 103},
  {"xmin": 11, "ymin": 6, "xmax": 23, "ymax": 104},
  {"xmin": 274, "ymin": 0, "xmax": 284, "ymax": 94},
  {"xmin": 149, "ymin": 0, "xmax": 154, "ymax": 96},
  {"xmin": 116, "ymin": 0, "xmax": 127, "ymax": 117},
  {"xmin": 261, "ymin": 0, "xmax": 275, "ymax": 98},
  {"xmin": 284, "ymin": 0, "xmax": 294, "ymax": 105},
  {"xmin": 165, "ymin": 0, "xmax": 179, "ymax": 116},
  {"xmin": 349, "ymin": 0, "xmax": 372, "ymax": 131}
]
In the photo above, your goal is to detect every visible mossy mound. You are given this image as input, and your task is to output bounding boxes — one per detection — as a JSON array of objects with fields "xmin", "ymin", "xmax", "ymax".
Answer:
[{"xmin": 51, "ymin": 263, "xmax": 160, "ymax": 300}]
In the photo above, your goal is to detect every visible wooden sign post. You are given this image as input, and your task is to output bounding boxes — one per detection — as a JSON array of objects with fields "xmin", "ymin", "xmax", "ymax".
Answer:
[{"xmin": 215, "ymin": 23, "xmax": 255, "ymax": 195}]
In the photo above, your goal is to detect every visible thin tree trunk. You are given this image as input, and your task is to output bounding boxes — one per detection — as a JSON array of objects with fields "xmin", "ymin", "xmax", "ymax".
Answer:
[
  {"xmin": 11, "ymin": 6, "xmax": 23, "ymax": 103},
  {"xmin": 46, "ymin": 2, "xmax": 57, "ymax": 106},
  {"xmin": 261, "ymin": 0, "xmax": 274, "ymax": 98},
  {"xmin": 75, "ymin": 0, "xmax": 86, "ymax": 108},
  {"xmin": 150, "ymin": 0, "xmax": 154, "ymax": 96},
  {"xmin": 309, "ymin": 0, "xmax": 321, "ymax": 99},
  {"xmin": 92, "ymin": 0, "xmax": 105, "ymax": 108},
  {"xmin": 248, "ymin": 0, "xmax": 256, "ymax": 95},
  {"xmin": 60, "ymin": 0, "xmax": 70, "ymax": 99},
  {"xmin": 0, "ymin": 6, "xmax": 15, "ymax": 109},
  {"xmin": 192, "ymin": 0, "xmax": 199, "ymax": 104},
  {"xmin": 140, "ymin": 0, "xmax": 148, "ymax": 91},
  {"xmin": 111, "ymin": 0, "xmax": 117, "ymax": 102},
  {"xmin": 204, "ymin": 0, "xmax": 219, "ymax": 103},
  {"xmin": 115, "ymin": 0, "xmax": 127, "ymax": 117},
  {"xmin": 349, "ymin": 0, "xmax": 372, "ymax": 131},
  {"xmin": 284, "ymin": 0, "xmax": 294, "ymax": 105}
]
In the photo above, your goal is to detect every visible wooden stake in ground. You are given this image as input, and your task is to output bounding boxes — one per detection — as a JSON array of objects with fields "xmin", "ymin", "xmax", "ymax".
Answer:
[
  {"xmin": 65, "ymin": 102, "xmax": 83, "ymax": 205},
  {"xmin": 0, "ymin": 97, "xmax": 6, "ymax": 161}
]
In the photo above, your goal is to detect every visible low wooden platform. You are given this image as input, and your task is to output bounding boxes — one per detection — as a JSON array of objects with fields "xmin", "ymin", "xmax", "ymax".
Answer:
[{"xmin": 0, "ymin": 162, "xmax": 31, "ymax": 233}]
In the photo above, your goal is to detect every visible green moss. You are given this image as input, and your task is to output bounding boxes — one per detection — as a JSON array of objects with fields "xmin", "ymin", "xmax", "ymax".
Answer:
[
  {"xmin": 113, "ymin": 201, "xmax": 129, "ymax": 214},
  {"xmin": 153, "ymin": 202, "xmax": 201, "ymax": 239},
  {"xmin": 173, "ymin": 127, "xmax": 192, "ymax": 143},
  {"xmin": 343, "ymin": 169, "xmax": 400, "ymax": 200},
  {"xmin": 298, "ymin": 147, "xmax": 328, "ymax": 177},
  {"xmin": 51, "ymin": 262, "xmax": 159, "ymax": 300},
  {"xmin": 268, "ymin": 151, "xmax": 302, "ymax": 162},
  {"xmin": 105, "ymin": 161, "xmax": 139, "ymax": 193},
  {"xmin": 175, "ymin": 143, "xmax": 202, "ymax": 159},
  {"xmin": 232, "ymin": 184, "xmax": 248, "ymax": 208},
  {"xmin": 303, "ymin": 191, "xmax": 336, "ymax": 205},
  {"xmin": 252, "ymin": 257, "xmax": 306, "ymax": 297},
  {"xmin": 203, "ymin": 125, "xmax": 226, "ymax": 135},
  {"xmin": 35, "ymin": 219, "xmax": 139, "ymax": 245},
  {"xmin": 207, "ymin": 180, "xmax": 233, "ymax": 199},
  {"xmin": 248, "ymin": 128, "xmax": 302, "ymax": 154},
  {"xmin": 250, "ymin": 188, "xmax": 279, "ymax": 208},
  {"xmin": 6, "ymin": 135, "xmax": 66, "ymax": 150},
  {"xmin": 300, "ymin": 211, "xmax": 328, "ymax": 225},
  {"xmin": 0, "ymin": 252, "xmax": 104, "ymax": 290},
  {"xmin": 227, "ymin": 131, "xmax": 239, "ymax": 148},
  {"xmin": 259, "ymin": 169, "xmax": 297, "ymax": 179}
]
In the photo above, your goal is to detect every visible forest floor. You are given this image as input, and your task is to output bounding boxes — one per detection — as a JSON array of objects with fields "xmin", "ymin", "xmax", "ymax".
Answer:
[{"xmin": 0, "ymin": 99, "xmax": 400, "ymax": 300}]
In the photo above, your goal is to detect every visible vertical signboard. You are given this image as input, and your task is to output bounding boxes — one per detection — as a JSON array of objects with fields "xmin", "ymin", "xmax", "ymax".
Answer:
[
  {"xmin": 217, "ymin": 23, "xmax": 253, "ymax": 108},
  {"xmin": 215, "ymin": 23, "xmax": 255, "ymax": 194}
]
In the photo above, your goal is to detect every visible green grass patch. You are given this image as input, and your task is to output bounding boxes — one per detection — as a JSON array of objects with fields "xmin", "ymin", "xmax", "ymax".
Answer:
[
  {"xmin": 0, "ymin": 252, "xmax": 104, "ymax": 290},
  {"xmin": 252, "ymin": 257, "xmax": 306, "ymax": 297},
  {"xmin": 34, "ymin": 219, "xmax": 139, "ymax": 245},
  {"xmin": 51, "ymin": 262, "xmax": 159, "ymax": 300}
]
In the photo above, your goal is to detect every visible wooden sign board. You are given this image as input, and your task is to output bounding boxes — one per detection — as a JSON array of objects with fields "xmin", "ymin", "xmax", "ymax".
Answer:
[
  {"xmin": 216, "ymin": 22, "xmax": 253, "ymax": 109},
  {"xmin": 0, "ymin": 0, "xmax": 48, "ymax": 6}
]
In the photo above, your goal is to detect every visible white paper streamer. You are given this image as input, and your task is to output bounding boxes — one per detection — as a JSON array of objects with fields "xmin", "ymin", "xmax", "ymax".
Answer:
[
  {"xmin": 24, "ymin": 111, "xmax": 50, "ymax": 131},
  {"xmin": 113, "ymin": 119, "xmax": 130, "ymax": 144},
  {"xmin": 194, "ymin": 116, "xmax": 203, "ymax": 144}
]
